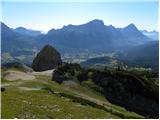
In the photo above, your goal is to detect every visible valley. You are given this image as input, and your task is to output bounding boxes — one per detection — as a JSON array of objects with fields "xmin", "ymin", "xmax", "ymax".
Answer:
[{"xmin": 1, "ymin": 19, "xmax": 159, "ymax": 119}]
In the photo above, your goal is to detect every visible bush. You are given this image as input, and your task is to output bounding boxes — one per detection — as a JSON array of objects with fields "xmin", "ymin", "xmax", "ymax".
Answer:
[{"xmin": 77, "ymin": 71, "xmax": 88, "ymax": 83}]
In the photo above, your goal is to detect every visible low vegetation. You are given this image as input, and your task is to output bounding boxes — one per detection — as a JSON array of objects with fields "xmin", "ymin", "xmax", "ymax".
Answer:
[
  {"xmin": 52, "ymin": 63, "xmax": 159, "ymax": 118},
  {"xmin": 1, "ymin": 65, "xmax": 146, "ymax": 119}
]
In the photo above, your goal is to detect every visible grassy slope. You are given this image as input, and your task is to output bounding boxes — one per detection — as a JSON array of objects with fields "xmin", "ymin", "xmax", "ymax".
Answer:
[{"xmin": 1, "ymin": 68, "xmax": 144, "ymax": 119}]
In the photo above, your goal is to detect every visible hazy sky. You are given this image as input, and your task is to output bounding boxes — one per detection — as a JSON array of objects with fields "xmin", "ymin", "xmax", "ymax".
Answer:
[{"xmin": 1, "ymin": 0, "xmax": 158, "ymax": 32}]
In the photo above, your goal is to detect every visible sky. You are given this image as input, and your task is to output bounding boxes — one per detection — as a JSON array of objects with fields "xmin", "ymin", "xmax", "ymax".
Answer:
[{"xmin": 1, "ymin": 0, "xmax": 159, "ymax": 32}]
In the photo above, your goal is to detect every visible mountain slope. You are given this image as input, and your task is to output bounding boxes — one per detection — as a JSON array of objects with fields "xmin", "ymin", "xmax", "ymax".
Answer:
[
  {"xmin": 14, "ymin": 27, "xmax": 42, "ymax": 36},
  {"xmin": 1, "ymin": 22, "xmax": 40, "ymax": 64},
  {"xmin": 1, "ymin": 65, "xmax": 144, "ymax": 119},
  {"xmin": 1, "ymin": 22, "xmax": 38, "ymax": 52},
  {"xmin": 39, "ymin": 19, "xmax": 151, "ymax": 53},
  {"xmin": 81, "ymin": 56, "xmax": 118, "ymax": 69},
  {"xmin": 81, "ymin": 41, "xmax": 159, "ymax": 70},
  {"xmin": 118, "ymin": 24, "xmax": 151, "ymax": 45},
  {"xmin": 141, "ymin": 30, "xmax": 159, "ymax": 40},
  {"xmin": 1, "ymin": 20, "xmax": 153, "ymax": 64},
  {"xmin": 116, "ymin": 41, "xmax": 159, "ymax": 70}
]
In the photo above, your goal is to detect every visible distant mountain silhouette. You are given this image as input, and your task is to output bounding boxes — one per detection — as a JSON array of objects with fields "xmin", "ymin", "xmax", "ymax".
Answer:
[
  {"xmin": 141, "ymin": 30, "xmax": 159, "ymax": 40},
  {"xmin": 1, "ymin": 22, "xmax": 40, "ymax": 64},
  {"xmin": 39, "ymin": 19, "xmax": 151, "ymax": 53},
  {"xmin": 14, "ymin": 27, "xmax": 42, "ymax": 36},
  {"xmin": 118, "ymin": 23, "xmax": 151, "ymax": 45},
  {"xmin": 1, "ymin": 19, "xmax": 155, "ymax": 65}
]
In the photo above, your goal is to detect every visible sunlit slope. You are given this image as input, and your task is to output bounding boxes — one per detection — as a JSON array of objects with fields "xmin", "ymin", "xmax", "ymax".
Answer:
[{"xmin": 1, "ymin": 67, "xmax": 143, "ymax": 119}]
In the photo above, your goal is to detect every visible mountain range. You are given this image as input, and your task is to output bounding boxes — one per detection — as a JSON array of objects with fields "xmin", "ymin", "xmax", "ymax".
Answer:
[
  {"xmin": 141, "ymin": 30, "xmax": 159, "ymax": 40},
  {"xmin": 1, "ymin": 19, "xmax": 159, "ymax": 68},
  {"xmin": 37, "ymin": 19, "xmax": 152, "ymax": 53},
  {"xmin": 14, "ymin": 27, "xmax": 42, "ymax": 37}
]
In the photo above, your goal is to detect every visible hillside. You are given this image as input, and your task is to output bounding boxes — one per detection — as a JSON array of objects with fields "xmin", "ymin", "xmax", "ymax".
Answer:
[
  {"xmin": 81, "ymin": 41, "xmax": 159, "ymax": 70},
  {"xmin": 1, "ymin": 22, "xmax": 40, "ymax": 64},
  {"xmin": 1, "ymin": 42, "xmax": 158, "ymax": 119},
  {"xmin": 81, "ymin": 56, "xmax": 119, "ymax": 69},
  {"xmin": 1, "ymin": 65, "xmax": 145, "ymax": 119},
  {"xmin": 52, "ymin": 63, "xmax": 159, "ymax": 118},
  {"xmin": 116, "ymin": 41, "xmax": 159, "ymax": 70},
  {"xmin": 1, "ymin": 1, "xmax": 158, "ymax": 119}
]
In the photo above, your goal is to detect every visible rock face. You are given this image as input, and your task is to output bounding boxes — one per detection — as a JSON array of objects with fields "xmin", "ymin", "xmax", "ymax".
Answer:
[{"xmin": 32, "ymin": 45, "xmax": 62, "ymax": 71}]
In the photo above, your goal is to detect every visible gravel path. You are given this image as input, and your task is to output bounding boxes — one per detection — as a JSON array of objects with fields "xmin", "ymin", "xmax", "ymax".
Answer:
[
  {"xmin": 32, "ymin": 69, "xmax": 54, "ymax": 76},
  {"xmin": 4, "ymin": 71, "xmax": 35, "ymax": 81},
  {"xmin": 4, "ymin": 69, "xmax": 54, "ymax": 81},
  {"xmin": 18, "ymin": 87, "xmax": 43, "ymax": 91}
]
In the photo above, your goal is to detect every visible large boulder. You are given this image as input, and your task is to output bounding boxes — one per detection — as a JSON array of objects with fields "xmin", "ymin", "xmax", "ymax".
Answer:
[{"xmin": 32, "ymin": 45, "xmax": 62, "ymax": 71}]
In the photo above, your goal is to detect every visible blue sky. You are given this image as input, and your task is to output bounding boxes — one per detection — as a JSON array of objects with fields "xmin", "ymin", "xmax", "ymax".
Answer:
[{"xmin": 1, "ymin": 0, "xmax": 158, "ymax": 32}]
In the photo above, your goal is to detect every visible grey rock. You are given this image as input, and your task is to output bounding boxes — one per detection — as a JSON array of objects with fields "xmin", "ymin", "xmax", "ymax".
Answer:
[{"xmin": 32, "ymin": 45, "xmax": 62, "ymax": 71}]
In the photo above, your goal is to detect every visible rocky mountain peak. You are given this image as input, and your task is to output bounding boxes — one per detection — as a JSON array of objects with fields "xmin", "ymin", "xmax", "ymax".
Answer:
[
  {"xmin": 125, "ymin": 23, "xmax": 138, "ymax": 30},
  {"xmin": 87, "ymin": 19, "xmax": 104, "ymax": 26}
]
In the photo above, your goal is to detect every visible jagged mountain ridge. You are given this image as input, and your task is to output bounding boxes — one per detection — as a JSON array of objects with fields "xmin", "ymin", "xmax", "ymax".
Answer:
[
  {"xmin": 39, "ymin": 19, "xmax": 151, "ymax": 53},
  {"xmin": 1, "ymin": 22, "xmax": 40, "ymax": 54},
  {"xmin": 14, "ymin": 27, "xmax": 42, "ymax": 37},
  {"xmin": 1, "ymin": 22, "xmax": 41, "ymax": 64},
  {"xmin": 1, "ymin": 19, "xmax": 153, "ymax": 64}
]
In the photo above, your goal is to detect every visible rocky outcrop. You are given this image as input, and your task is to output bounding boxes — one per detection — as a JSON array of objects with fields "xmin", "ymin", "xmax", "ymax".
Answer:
[{"xmin": 32, "ymin": 45, "xmax": 62, "ymax": 71}]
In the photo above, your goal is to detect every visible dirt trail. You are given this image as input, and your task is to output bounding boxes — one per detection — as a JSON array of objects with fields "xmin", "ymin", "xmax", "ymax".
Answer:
[
  {"xmin": 18, "ymin": 87, "xmax": 42, "ymax": 91},
  {"xmin": 32, "ymin": 69, "xmax": 54, "ymax": 77},
  {"xmin": 4, "ymin": 69, "xmax": 54, "ymax": 81},
  {"xmin": 4, "ymin": 70, "xmax": 35, "ymax": 81},
  {"xmin": 4, "ymin": 69, "xmax": 106, "ymax": 105}
]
